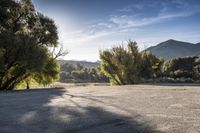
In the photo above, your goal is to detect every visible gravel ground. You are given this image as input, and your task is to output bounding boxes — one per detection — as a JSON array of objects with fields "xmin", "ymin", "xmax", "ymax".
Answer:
[{"xmin": 0, "ymin": 84, "xmax": 200, "ymax": 133}]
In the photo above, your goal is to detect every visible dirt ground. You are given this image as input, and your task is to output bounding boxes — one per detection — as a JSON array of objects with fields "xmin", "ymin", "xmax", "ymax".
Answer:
[{"xmin": 0, "ymin": 84, "xmax": 200, "ymax": 133}]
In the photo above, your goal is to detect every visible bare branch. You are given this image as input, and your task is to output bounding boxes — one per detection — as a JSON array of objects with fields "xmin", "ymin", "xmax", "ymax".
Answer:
[{"xmin": 51, "ymin": 44, "xmax": 68, "ymax": 59}]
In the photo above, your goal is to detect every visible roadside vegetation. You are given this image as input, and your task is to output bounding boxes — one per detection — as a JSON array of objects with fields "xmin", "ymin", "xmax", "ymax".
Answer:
[
  {"xmin": 162, "ymin": 56, "xmax": 200, "ymax": 83},
  {"xmin": 59, "ymin": 41, "xmax": 200, "ymax": 85},
  {"xmin": 99, "ymin": 41, "xmax": 164, "ymax": 85},
  {"xmin": 59, "ymin": 63, "xmax": 108, "ymax": 83},
  {"xmin": 99, "ymin": 41, "xmax": 200, "ymax": 85},
  {"xmin": 0, "ymin": 0, "xmax": 66, "ymax": 90}
]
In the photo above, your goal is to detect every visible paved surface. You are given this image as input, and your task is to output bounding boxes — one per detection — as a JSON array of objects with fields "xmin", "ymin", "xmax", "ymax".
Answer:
[{"xmin": 0, "ymin": 85, "xmax": 200, "ymax": 133}]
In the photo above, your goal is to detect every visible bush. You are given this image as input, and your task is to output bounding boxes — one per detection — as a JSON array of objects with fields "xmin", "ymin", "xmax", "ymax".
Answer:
[{"xmin": 99, "ymin": 41, "xmax": 163, "ymax": 85}]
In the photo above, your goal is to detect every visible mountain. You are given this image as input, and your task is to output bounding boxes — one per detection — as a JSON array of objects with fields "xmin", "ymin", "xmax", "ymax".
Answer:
[
  {"xmin": 58, "ymin": 60, "xmax": 99, "ymax": 68},
  {"xmin": 146, "ymin": 39, "xmax": 200, "ymax": 60},
  {"xmin": 196, "ymin": 43, "xmax": 200, "ymax": 45}
]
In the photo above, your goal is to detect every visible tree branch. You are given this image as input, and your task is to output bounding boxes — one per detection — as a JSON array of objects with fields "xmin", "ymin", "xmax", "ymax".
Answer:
[{"xmin": 52, "ymin": 44, "xmax": 68, "ymax": 59}]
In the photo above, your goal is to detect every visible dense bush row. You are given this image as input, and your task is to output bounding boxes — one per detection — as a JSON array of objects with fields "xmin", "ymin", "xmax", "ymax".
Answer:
[
  {"xmin": 99, "ymin": 41, "xmax": 200, "ymax": 85},
  {"xmin": 161, "ymin": 56, "xmax": 200, "ymax": 83},
  {"xmin": 60, "ymin": 41, "xmax": 200, "ymax": 85},
  {"xmin": 59, "ymin": 63, "xmax": 108, "ymax": 83}
]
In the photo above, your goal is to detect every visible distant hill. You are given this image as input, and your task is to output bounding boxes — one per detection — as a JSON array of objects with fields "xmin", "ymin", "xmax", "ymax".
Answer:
[
  {"xmin": 196, "ymin": 43, "xmax": 200, "ymax": 45},
  {"xmin": 58, "ymin": 60, "xmax": 99, "ymax": 68},
  {"xmin": 146, "ymin": 39, "xmax": 200, "ymax": 60}
]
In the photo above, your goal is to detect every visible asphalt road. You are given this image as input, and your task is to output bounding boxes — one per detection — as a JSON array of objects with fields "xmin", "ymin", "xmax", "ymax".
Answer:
[{"xmin": 0, "ymin": 85, "xmax": 200, "ymax": 133}]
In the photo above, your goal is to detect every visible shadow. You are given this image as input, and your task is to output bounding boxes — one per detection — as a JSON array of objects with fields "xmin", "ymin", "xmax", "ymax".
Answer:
[
  {"xmin": 0, "ymin": 88, "xmax": 162, "ymax": 133},
  {"xmin": 60, "ymin": 106, "xmax": 162, "ymax": 133}
]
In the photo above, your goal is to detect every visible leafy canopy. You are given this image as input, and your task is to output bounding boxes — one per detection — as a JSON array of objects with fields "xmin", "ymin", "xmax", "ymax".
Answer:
[
  {"xmin": 0, "ymin": 0, "xmax": 60, "ymax": 90},
  {"xmin": 99, "ymin": 41, "xmax": 163, "ymax": 85}
]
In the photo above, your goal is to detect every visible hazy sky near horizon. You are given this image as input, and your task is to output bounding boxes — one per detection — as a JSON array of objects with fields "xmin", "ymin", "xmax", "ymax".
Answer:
[{"xmin": 32, "ymin": 0, "xmax": 200, "ymax": 61}]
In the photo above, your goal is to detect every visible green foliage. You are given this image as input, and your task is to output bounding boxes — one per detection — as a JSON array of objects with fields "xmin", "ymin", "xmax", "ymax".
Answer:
[
  {"xmin": 59, "ymin": 63, "xmax": 108, "ymax": 83},
  {"xmin": 193, "ymin": 57, "xmax": 200, "ymax": 79},
  {"xmin": 140, "ymin": 51, "xmax": 164, "ymax": 79},
  {"xmin": 33, "ymin": 58, "xmax": 60, "ymax": 85},
  {"xmin": 100, "ymin": 40, "xmax": 200, "ymax": 85},
  {"xmin": 0, "ymin": 0, "xmax": 60, "ymax": 90},
  {"xmin": 99, "ymin": 41, "xmax": 163, "ymax": 85},
  {"xmin": 162, "ymin": 56, "xmax": 200, "ymax": 81}
]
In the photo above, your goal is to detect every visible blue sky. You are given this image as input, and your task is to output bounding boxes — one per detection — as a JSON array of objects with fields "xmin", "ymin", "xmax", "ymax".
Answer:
[{"xmin": 32, "ymin": 0, "xmax": 200, "ymax": 61}]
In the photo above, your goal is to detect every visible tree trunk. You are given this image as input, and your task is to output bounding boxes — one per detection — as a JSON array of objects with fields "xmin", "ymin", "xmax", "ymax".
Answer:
[{"xmin": 26, "ymin": 81, "xmax": 30, "ymax": 89}]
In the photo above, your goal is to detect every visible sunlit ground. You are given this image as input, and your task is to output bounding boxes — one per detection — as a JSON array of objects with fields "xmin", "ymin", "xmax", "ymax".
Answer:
[{"xmin": 0, "ymin": 84, "xmax": 200, "ymax": 133}]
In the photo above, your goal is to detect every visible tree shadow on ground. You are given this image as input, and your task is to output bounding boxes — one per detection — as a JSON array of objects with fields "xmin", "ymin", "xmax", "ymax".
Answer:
[{"xmin": 0, "ymin": 88, "xmax": 163, "ymax": 133}]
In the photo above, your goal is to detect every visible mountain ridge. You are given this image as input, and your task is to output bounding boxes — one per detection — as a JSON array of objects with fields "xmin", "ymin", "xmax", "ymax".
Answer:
[
  {"xmin": 58, "ymin": 39, "xmax": 200, "ymax": 67},
  {"xmin": 146, "ymin": 39, "xmax": 200, "ymax": 60}
]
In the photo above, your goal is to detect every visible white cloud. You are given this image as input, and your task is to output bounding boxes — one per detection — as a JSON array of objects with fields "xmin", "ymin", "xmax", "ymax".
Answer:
[
  {"xmin": 59, "ymin": 0, "xmax": 200, "ymax": 61},
  {"xmin": 67, "ymin": 0, "xmax": 199, "ymax": 43}
]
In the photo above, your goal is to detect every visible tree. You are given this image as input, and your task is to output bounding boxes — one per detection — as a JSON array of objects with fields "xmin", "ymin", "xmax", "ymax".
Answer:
[
  {"xmin": 100, "ymin": 41, "xmax": 140, "ymax": 85},
  {"xmin": 140, "ymin": 51, "xmax": 164, "ymax": 80},
  {"xmin": 193, "ymin": 56, "xmax": 200, "ymax": 80},
  {"xmin": 0, "ymin": 0, "xmax": 61, "ymax": 90},
  {"xmin": 99, "ymin": 41, "xmax": 163, "ymax": 85},
  {"xmin": 59, "ymin": 63, "xmax": 109, "ymax": 83},
  {"xmin": 162, "ymin": 56, "xmax": 197, "ymax": 79},
  {"xmin": 61, "ymin": 63, "xmax": 76, "ymax": 74}
]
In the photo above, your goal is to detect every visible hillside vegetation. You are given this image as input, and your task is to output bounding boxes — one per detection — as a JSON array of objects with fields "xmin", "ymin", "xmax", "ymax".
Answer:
[
  {"xmin": 99, "ymin": 41, "xmax": 200, "ymax": 85},
  {"xmin": 58, "ymin": 60, "xmax": 99, "ymax": 68},
  {"xmin": 59, "ymin": 63, "xmax": 108, "ymax": 83}
]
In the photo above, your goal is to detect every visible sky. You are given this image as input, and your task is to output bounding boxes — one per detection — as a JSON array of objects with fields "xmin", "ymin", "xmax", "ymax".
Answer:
[{"xmin": 32, "ymin": 0, "xmax": 200, "ymax": 61}]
